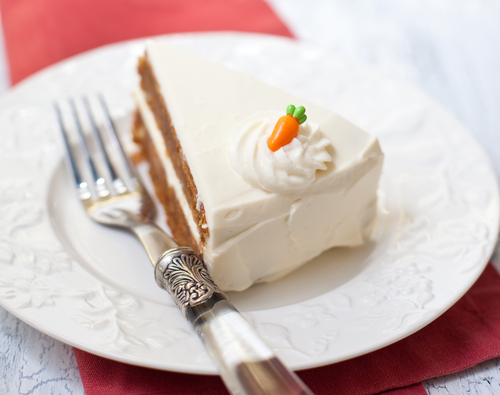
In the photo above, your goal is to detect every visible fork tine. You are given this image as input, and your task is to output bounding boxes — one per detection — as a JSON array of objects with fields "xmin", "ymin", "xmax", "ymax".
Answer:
[
  {"xmin": 54, "ymin": 102, "xmax": 92, "ymax": 201},
  {"xmin": 82, "ymin": 96, "xmax": 127, "ymax": 195},
  {"xmin": 69, "ymin": 98, "xmax": 111, "ymax": 198},
  {"xmin": 83, "ymin": 96, "xmax": 118, "ymax": 181},
  {"xmin": 98, "ymin": 94, "xmax": 137, "ymax": 187}
]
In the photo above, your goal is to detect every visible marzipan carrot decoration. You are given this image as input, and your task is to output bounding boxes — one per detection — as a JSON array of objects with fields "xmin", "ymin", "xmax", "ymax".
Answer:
[{"xmin": 267, "ymin": 105, "xmax": 307, "ymax": 152}]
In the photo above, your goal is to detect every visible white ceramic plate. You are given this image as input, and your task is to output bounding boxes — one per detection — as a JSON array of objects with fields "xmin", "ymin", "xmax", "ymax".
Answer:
[{"xmin": 0, "ymin": 32, "xmax": 498, "ymax": 374}]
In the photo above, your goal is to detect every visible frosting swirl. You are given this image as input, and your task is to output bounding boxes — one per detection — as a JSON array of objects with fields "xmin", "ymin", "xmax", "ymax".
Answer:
[{"xmin": 229, "ymin": 111, "xmax": 332, "ymax": 194}]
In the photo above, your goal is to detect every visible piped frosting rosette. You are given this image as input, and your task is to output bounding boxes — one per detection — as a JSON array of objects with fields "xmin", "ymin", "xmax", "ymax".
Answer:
[{"xmin": 229, "ymin": 110, "xmax": 333, "ymax": 194}]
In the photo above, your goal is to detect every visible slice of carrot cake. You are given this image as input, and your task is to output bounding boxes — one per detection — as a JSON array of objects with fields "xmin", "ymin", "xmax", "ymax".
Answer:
[{"xmin": 133, "ymin": 40, "xmax": 384, "ymax": 291}]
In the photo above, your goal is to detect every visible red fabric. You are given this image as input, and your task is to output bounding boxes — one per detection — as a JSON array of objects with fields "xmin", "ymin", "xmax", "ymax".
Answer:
[
  {"xmin": 73, "ymin": 264, "xmax": 500, "ymax": 394},
  {"xmin": 0, "ymin": 0, "xmax": 292, "ymax": 84},
  {"xmin": 1, "ymin": 1, "xmax": 498, "ymax": 394}
]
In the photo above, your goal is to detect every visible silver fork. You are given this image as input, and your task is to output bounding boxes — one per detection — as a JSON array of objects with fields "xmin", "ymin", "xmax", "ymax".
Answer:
[{"xmin": 55, "ymin": 95, "xmax": 314, "ymax": 395}]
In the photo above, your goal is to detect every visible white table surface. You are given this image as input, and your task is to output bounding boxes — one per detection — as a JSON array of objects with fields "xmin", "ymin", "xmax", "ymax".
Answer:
[{"xmin": 0, "ymin": 1, "xmax": 499, "ymax": 393}]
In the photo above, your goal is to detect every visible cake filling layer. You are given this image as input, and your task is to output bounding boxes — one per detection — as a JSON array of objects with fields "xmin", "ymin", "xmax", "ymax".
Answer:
[
  {"xmin": 138, "ymin": 54, "xmax": 209, "ymax": 245},
  {"xmin": 131, "ymin": 111, "xmax": 199, "ymax": 253},
  {"xmin": 134, "ymin": 89, "xmax": 200, "ymax": 243}
]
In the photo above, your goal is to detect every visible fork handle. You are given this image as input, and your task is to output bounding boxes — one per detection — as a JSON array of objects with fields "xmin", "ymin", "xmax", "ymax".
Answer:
[{"xmin": 155, "ymin": 247, "xmax": 314, "ymax": 395}]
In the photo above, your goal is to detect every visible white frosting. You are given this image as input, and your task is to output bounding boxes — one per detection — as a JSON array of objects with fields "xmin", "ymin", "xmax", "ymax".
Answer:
[
  {"xmin": 142, "ymin": 40, "xmax": 384, "ymax": 291},
  {"xmin": 228, "ymin": 111, "xmax": 333, "ymax": 194}
]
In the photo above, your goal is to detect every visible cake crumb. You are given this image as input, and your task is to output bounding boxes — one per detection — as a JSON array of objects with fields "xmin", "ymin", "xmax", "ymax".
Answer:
[{"xmin": 196, "ymin": 194, "xmax": 203, "ymax": 211}]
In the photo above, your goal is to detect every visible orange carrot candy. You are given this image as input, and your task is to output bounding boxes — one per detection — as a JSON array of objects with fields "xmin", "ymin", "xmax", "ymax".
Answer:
[{"xmin": 267, "ymin": 105, "xmax": 307, "ymax": 152}]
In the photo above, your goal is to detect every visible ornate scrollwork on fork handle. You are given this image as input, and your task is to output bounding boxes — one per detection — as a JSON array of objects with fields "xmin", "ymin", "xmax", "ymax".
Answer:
[
  {"xmin": 154, "ymin": 247, "xmax": 227, "ymax": 321},
  {"xmin": 154, "ymin": 247, "xmax": 315, "ymax": 394}
]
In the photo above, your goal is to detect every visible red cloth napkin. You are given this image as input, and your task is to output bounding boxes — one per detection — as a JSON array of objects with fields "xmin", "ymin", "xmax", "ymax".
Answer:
[
  {"xmin": 0, "ymin": 0, "xmax": 292, "ymax": 84},
  {"xmin": 1, "ymin": 1, "xmax": 499, "ymax": 394}
]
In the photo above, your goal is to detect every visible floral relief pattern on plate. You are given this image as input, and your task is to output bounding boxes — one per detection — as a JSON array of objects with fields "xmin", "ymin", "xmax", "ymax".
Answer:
[
  {"xmin": 0, "ymin": 172, "xmax": 74, "ymax": 308},
  {"xmin": 69, "ymin": 286, "xmax": 192, "ymax": 352}
]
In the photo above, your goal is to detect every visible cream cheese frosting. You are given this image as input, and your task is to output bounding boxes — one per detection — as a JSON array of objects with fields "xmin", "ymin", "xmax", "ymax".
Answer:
[
  {"xmin": 139, "ymin": 40, "xmax": 384, "ymax": 291},
  {"xmin": 228, "ymin": 110, "xmax": 333, "ymax": 194}
]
